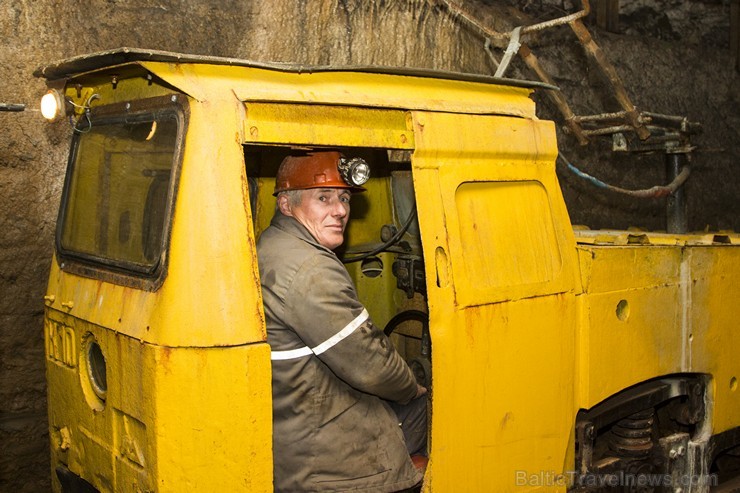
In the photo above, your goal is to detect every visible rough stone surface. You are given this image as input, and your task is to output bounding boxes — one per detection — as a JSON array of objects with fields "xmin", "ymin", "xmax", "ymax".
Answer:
[
  {"xmin": 0, "ymin": 0, "xmax": 737, "ymax": 491},
  {"xmin": 489, "ymin": 0, "xmax": 738, "ymax": 231}
]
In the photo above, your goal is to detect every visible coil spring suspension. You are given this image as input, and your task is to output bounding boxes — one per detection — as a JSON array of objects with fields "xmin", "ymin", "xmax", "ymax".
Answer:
[{"xmin": 609, "ymin": 409, "xmax": 655, "ymax": 459}]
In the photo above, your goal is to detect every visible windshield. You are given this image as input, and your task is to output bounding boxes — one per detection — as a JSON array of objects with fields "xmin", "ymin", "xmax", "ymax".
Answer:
[{"xmin": 58, "ymin": 112, "xmax": 180, "ymax": 275}]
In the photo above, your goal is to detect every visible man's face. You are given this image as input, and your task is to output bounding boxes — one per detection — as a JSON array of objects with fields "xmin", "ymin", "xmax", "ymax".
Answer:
[{"xmin": 282, "ymin": 188, "xmax": 351, "ymax": 250}]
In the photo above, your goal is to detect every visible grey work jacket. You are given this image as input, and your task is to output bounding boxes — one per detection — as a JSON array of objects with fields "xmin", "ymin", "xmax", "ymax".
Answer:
[{"xmin": 257, "ymin": 212, "xmax": 421, "ymax": 493}]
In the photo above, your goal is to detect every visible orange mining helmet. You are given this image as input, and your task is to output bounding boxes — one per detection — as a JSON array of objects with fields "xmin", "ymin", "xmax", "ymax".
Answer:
[{"xmin": 273, "ymin": 151, "xmax": 370, "ymax": 196}]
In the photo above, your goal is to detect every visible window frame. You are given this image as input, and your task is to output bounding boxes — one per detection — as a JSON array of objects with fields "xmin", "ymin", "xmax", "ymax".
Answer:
[{"xmin": 55, "ymin": 94, "xmax": 189, "ymax": 291}]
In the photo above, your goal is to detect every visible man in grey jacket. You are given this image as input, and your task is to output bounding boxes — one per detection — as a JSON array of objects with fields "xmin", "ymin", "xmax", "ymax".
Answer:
[{"xmin": 257, "ymin": 151, "xmax": 427, "ymax": 492}]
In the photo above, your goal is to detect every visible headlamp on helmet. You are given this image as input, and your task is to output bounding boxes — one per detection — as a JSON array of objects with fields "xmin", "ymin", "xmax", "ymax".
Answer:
[
  {"xmin": 274, "ymin": 151, "xmax": 370, "ymax": 195},
  {"xmin": 338, "ymin": 157, "xmax": 370, "ymax": 187}
]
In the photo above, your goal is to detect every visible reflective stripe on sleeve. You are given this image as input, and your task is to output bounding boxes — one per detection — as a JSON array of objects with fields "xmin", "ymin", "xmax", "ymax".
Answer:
[
  {"xmin": 312, "ymin": 308, "xmax": 369, "ymax": 356},
  {"xmin": 270, "ymin": 346, "xmax": 313, "ymax": 361},
  {"xmin": 270, "ymin": 308, "xmax": 369, "ymax": 361}
]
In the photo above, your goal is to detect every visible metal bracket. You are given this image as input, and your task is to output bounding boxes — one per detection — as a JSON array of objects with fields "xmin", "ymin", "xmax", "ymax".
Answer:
[
  {"xmin": 659, "ymin": 433, "xmax": 691, "ymax": 492},
  {"xmin": 494, "ymin": 26, "xmax": 522, "ymax": 78},
  {"xmin": 392, "ymin": 256, "xmax": 426, "ymax": 299}
]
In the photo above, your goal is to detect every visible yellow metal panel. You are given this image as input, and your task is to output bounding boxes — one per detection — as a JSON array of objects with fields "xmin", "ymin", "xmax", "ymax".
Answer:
[
  {"xmin": 244, "ymin": 103, "xmax": 414, "ymax": 149},
  {"xmin": 140, "ymin": 62, "xmax": 536, "ymax": 118},
  {"xmin": 424, "ymin": 295, "xmax": 577, "ymax": 492},
  {"xmin": 410, "ymin": 111, "xmax": 576, "ymax": 307},
  {"xmin": 153, "ymin": 343, "xmax": 272, "ymax": 492},
  {"xmin": 46, "ymin": 311, "xmax": 272, "ymax": 492},
  {"xmin": 576, "ymin": 246, "xmax": 684, "ymax": 407},
  {"xmin": 576, "ymin": 242, "xmax": 740, "ymax": 438},
  {"xmin": 409, "ymin": 110, "xmax": 578, "ymax": 491},
  {"xmin": 577, "ymin": 245, "xmax": 684, "ymax": 293},
  {"xmin": 150, "ymin": 98, "xmax": 263, "ymax": 346},
  {"xmin": 688, "ymin": 246, "xmax": 740, "ymax": 434},
  {"xmin": 455, "ymin": 181, "xmax": 563, "ymax": 291},
  {"xmin": 344, "ymin": 175, "xmax": 396, "ymax": 248},
  {"xmin": 579, "ymin": 287, "xmax": 683, "ymax": 407}
]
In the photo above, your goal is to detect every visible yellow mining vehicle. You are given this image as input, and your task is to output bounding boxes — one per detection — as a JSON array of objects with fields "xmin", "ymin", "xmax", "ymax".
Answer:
[{"xmin": 36, "ymin": 48, "xmax": 739, "ymax": 492}]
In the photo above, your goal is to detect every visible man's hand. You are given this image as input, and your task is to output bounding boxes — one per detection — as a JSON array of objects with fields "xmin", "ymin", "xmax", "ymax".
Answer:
[{"xmin": 415, "ymin": 384, "xmax": 427, "ymax": 399}]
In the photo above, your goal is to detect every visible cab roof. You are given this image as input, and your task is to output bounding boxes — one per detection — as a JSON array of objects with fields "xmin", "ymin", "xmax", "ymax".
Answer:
[{"xmin": 34, "ymin": 47, "xmax": 556, "ymax": 91}]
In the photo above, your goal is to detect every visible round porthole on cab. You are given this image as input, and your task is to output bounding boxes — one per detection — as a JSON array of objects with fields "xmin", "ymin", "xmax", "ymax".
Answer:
[
  {"xmin": 80, "ymin": 334, "xmax": 107, "ymax": 410},
  {"xmin": 87, "ymin": 340, "xmax": 107, "ymax": 401}
]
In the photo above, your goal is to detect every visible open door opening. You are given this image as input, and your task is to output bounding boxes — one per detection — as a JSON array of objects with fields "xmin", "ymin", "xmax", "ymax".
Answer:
[{"xmin": 244, "ymin": 142, "xmax": 432, "ymax": 460}]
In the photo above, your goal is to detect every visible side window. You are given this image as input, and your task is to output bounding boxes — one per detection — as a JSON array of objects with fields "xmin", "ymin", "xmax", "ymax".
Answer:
[{"xmin": 59, "ymin": 113, "xmax": 180, "ymax": 275}]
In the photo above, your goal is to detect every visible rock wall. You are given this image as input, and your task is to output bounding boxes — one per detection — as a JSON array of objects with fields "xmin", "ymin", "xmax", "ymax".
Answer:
[{"xmin": 0, "ymin": 0, "xmax": 737, "ymax": 490}]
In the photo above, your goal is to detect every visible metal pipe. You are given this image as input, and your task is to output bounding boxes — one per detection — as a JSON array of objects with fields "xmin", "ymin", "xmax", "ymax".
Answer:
[
  {"xmin": 494, "ymin": 26, "xmax": 522, "ymax": 78},
  {"xmin": 560, "ymin": 154, "xmax": 691, "ymax": 199},
  {"xmin": 0, "ymin": 103, "xmax": 26, "ymax": 112},
  {"xmin": 573, "ymin": 110, "xmax": 629, "ymax": 123},
  {"xmin": 520, "ymin": 0, "xmax": 590, "ymax": 34},
  {"xmin": 666, "ymin": 153, "xmax": 688, "ymax": 233},
  {"xmin": 483, "ymin": 38, "xmax": 500, "ymax": 70},
  {"xmin": 642, "ymin": 112, "xmax": 702, "ymax": 133},
  {"xmin": 582, "ymin": 124, "xmax": 633, "ymax": 136},
  {"xmin": 641, "ymin": 111, "xmax": 688, "ymax": 123}
]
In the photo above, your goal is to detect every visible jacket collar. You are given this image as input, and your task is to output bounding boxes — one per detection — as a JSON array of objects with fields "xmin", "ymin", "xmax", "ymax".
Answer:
[{"xmin": 270, "ymin": 211, "xmax": 338, "ymax": 256}]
